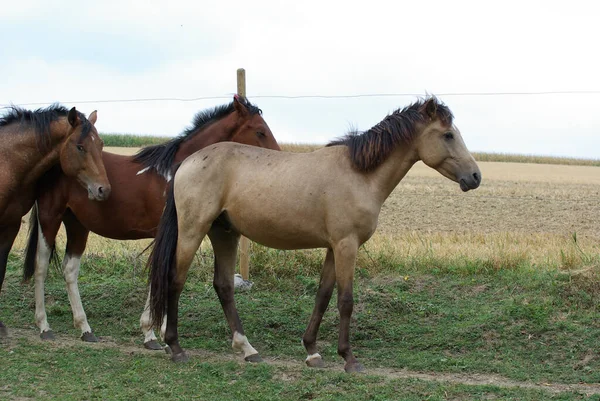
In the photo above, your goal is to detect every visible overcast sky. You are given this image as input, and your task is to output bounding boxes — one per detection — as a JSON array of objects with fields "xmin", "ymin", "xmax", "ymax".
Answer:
[{"xmin": 1, "ymin": 0, "xmax": 599, "ymax": 158}]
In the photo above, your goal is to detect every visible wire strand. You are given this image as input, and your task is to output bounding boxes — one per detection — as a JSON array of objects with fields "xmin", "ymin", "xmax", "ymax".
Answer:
[{"xmin": 2, "ymin": 90, "xmax": 600, "ymax": 107}]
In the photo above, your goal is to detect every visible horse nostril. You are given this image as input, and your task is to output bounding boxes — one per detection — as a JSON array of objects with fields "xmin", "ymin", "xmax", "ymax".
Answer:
[
  {"xmin": 98, "ymin": 186, "xmax": 104, "ymax": 195},
  {"xmin": 473, "ymin": 172, "xmax": 480, "ymax": 183}
]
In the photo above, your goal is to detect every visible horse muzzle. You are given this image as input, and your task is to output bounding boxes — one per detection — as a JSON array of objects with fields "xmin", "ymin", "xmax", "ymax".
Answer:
[
  {"xmin": 87, "ymin": 183, "xmax": 112, "ymax": 201},
  {"xmin": 459, "ymin": 171, "xmax": 481, "ymax": 192}
]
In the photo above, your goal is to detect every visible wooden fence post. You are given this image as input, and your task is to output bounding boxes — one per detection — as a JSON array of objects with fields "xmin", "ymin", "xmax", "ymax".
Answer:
[{"xmin": 237, "ymin": 68, "xmax": 251, "ymax": 281}]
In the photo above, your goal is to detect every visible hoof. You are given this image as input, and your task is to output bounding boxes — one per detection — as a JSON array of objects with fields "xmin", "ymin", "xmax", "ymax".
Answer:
[
  {"xmin": 144, "ymin": 340, "xmax": 163, "ymax": 351},
  {"xmin": 0, "ymin": 322, "xmax": 8, "ymax": 338},
  {"xmin": 164, "ymin": 345, "xmax": 172, "ymax": 355},
  {"xmin": 40, "ymin": 330, "xmax": 55, "ymax": 341},
  {"xmin": 305, "ymin": 355, "xmax": 325, "ymax": 368},
  {"xmin": 171, "ymin": 351, "xmax": 189, "ymax": 363},
  {"xmin": 244, "ymin": 353, "xmax": 263, "ymax": 363},
  {"xmin": 344, "ymin": 361, "xmax": 365, "ymax": 374},
  {"xmin": 81, "ymin": 332, "xmax": 99, "ymax": 342}
]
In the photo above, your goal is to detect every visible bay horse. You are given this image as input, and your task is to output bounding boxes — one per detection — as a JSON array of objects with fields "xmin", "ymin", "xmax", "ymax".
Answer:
[
  {"xmin": 23, "ymin": 96, "xmax": 280, "ymax": 344},
  {"xmin": 0, "ymin": 105, "xmax": 110, "ymax": 338},
  {"xmin": 148, "ymin": 97, "xmax": 482, "ymax": 372}
]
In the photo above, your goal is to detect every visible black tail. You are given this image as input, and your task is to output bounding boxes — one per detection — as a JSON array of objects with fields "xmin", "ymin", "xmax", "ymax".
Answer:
[
  {"xmin": 23, "ymin": 204, "xmax": 40, "ymax": 282},
  {"xmin": 148, "ymin": 180, "xmax": 179, "ymax": 329}
]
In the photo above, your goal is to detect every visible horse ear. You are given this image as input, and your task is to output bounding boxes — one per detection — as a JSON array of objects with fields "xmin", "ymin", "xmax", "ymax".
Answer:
[
  {"xmin": 68, "ymin": 107, "xmax": 80, "ymax": 127},
  {"xmin": 233, "ymin": 95, "xmax": 249, "ymax": 117},
  {"xmin": 88, "ymin": 110, "xmax": 98, "ymax": 125},
  {"xmin": 423, "ymin": 98, "xmax": 438, "ymax": 119}
]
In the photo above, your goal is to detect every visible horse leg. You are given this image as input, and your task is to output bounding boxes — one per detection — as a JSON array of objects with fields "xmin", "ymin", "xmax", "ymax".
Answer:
[
  {"xmin": 302, "ymin": 248, "xmax": 336, "ymax": 368},
  {"xmin": 62, "ymin": 211, "xmax": 96, "ymax": 342},
  {"xmin": 33, "ymin": 212, "xmax": 62, "ymax": 340},
  {"xmin": 164, "ymin": 225, "xmax": 206, "ymax": 363},
  {"xmin": 333, "ymin": 238, "xmax": 364, "ymax": 373},
  {"xmin": 140, "ymin": 288, "xmax": 164, "ymax": 350},
  {"xmin": 208, "ymin": 224, "xmax": 261, "ymax": 363},
  {"xmin": 0, "ymin": 223, "xmax": 20, "ymax": 338}
]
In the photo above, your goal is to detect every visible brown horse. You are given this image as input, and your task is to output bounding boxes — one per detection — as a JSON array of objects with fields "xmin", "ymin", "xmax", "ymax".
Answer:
[
  {"xmin": 147, "ymin": 97, "xmax": 482, "ymax": 372},
  {"xmin": 23, "ymin": 96, "xmax": 280, "ymax": 344},
  {"xmin": 0, "ymin": 105, "xmax": 110, "ymax": 338}
]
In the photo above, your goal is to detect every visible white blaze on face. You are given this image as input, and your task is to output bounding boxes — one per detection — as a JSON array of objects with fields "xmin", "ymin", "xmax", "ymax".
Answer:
[{"xmin": 232, "ymin": 331, "xmax": 259, "ymax": 359}]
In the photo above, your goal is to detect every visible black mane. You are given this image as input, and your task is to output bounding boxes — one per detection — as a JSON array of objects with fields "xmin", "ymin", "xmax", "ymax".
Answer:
[
  {"xmin": 327, "ymin": 96, "xmax": 454, "ymax": 171},
  {"xmin": 0, "ymin": 103, "xmax": 92, "ymax": 150},
  {"xmin": 133, "ymin": 98, "xmax": 262, "ymax": 180}
]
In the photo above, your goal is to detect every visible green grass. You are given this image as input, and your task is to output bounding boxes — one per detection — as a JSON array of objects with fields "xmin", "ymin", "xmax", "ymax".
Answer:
[
  {"xmin": 99, "ymin": 133, "xmax": 170, "ymax": 147},
  {"xmin": 99, "ymin": 133, "xmax": 600, "ymax": 166},
  {"xmin": 1, "ymin": 244, "xmax": 600, "ymax": 400}
]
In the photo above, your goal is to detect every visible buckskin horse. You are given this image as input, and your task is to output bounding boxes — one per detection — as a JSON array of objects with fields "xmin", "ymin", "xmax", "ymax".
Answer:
[
  {"xmin": 24, "ymin": 96, "xmax": 280, "ymax": 344},
  {"xmin": 0, "ymin": 104, "xmax": 110, "ymax": 338},
  {"xmin": 147, "ymin": 96, "xmax": 482, "ymax": 372}
]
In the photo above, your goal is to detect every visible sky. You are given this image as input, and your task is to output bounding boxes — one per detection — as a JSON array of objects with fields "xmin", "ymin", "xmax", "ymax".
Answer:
[{"xmin": 1, "ymin": 0, "xmax": 599, "ymax": 158}]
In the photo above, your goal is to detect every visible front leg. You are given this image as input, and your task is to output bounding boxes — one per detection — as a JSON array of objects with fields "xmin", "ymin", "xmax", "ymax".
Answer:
[
  {"xmin": 140, "ymin": 288, "xmax": 163, "ymax": 350},
  {"xmin": 302, "ymin": 248, "xmax": 336, "ymax": 368},
  {"xmin": 333, "ymin": 238, "xmax": 364, "ymax": 373},
  {"xmin": 63, "ymin": 210, "xmax": 96, "ymax": 342},
  {"xmin": 0, "ymin": 222, "xmax": 20, "ymax": 338}
]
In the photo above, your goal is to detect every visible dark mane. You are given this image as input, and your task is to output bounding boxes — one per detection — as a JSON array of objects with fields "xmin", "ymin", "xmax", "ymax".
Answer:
[
  {"xmin": 327, "ymin": 96, "xmax": 453, "ymax": 171},
  {"xmin": 133, "ymin": 98, "xmax": 262, "ymax": 180},
  {"xmin": 0, "ymin": 103, "xmax": 92, "ymax": 150}
]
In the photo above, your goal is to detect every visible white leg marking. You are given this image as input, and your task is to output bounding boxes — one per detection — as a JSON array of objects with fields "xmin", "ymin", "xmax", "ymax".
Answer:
[
  {"xmin": 305, "ymin": 353, "xmax": 322, "ymax": 362},
  {"xmin": 140, "ymin": 289, "xmax": 158, "ymax": 343},
  {"xmin": 34, "ymin": 224, "xmax": 52, "ymax": 334},
  {"xmin": 232, "ymin": 331, "xmax": 259, "ymax": 359},
  {"xmin": 160, "ymin": 316, "xmax": 167, "ymax": 341},
  {"xmin": 63, "ymin": 255, "xmax": 92, "ymax": 335}
]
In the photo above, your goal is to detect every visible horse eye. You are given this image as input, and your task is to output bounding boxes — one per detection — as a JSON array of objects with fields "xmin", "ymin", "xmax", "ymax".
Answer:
[
  {"xmin": 256, "ymin": 132, "xmax": 266, "ymax": 138},
  {"xmin": 77, "ymin": 144, "xmax": 85, "ymax": 152},
  {"xmin": 444, "ymin": 132, "xmax": 454, "ymax": 140}
]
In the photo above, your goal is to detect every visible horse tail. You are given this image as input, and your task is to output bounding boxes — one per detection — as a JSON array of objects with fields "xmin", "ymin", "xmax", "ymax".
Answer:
[
  {"xmin": 23, "ymin": 203, "xmax": 40, "ymax": 282},
  {"xmin": 148, "ymin": 180, "xmax": 179, "ymax": 329}
]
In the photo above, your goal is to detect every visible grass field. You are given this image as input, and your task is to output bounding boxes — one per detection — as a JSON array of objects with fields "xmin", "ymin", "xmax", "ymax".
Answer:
[{"xmin": 2, "ymin": 142, "xmax": 600, "ymax": 400}]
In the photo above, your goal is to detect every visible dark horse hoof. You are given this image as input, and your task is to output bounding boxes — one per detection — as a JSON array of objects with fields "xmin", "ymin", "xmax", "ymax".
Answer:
[
  {"xmin": 144, "ymin": 340, "xmax": 163, "ymax": 351},
  {"xmin": 81, "ymin": 332, "xmax": 99, "ymax": 342},
  {"xmin": 0, "ymin": 322, "xmax": 8, "ymax": 338},
  {"xmin": 171, "ymin": 351, "xmax": 189, "ymax": 363},
  {"xmin": 244, "ymin": 353, "xmax": 263, "ymax": 363},
  {"xmin": 344, "ymin": 361, "xmax": 365, "ymax": 373},
  {"xmin": 40, "ymin": 330, "xmax": 55, "ymax": 341}
]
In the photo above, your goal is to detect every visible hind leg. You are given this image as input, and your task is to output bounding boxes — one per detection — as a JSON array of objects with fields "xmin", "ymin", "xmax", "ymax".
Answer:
[
  {"xmin": 163, "ymin": 223, "xmax": 208, "ymax": 362},
  {"xmin": 0, "ymin": 223, "xmax": 20, "ymax": 338},
  {"xmin": 62, "ymin": 211, "xmax": 95, "ymax": 342},
  {"xmin": 208, "ymin": 224, "xmax": 261, "ymax": 362}
]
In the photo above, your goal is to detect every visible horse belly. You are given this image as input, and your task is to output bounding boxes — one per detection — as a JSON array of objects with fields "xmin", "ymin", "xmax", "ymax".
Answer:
[{"xmin": 224, "ymin": 198, "xmax": 330, "ymax": 250}]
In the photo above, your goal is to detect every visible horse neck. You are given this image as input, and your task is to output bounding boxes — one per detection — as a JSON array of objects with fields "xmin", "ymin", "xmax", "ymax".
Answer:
[
  {"xmin": 172, "ymin": 120, "xmax": 234, "ymax": 164},
  {"xmin": 369, "ymin": 141, "xmax": 420, "ymax": 204},
  {"xmin": 12, "ymin": 119, "xmax": 70, "ymax": 186}
]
